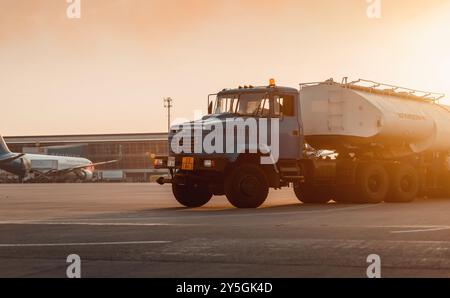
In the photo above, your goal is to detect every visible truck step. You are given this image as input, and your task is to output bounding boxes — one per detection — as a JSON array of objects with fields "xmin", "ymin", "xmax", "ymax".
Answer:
[
  {"xmin": 279, "ymin": 166, "xmax": 301, "ymax": 172},
  {"xmin": 282, "ymin": 175, "xmax": 305, "ymax": 181}
]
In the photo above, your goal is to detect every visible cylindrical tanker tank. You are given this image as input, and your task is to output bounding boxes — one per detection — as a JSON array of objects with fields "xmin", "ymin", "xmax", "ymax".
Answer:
[{"xmin": 300, "ymin": 80, "xmax": 450, "ymax": 157}]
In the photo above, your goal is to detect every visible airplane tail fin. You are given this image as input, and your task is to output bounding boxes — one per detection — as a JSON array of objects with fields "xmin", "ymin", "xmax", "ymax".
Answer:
[{"xmin": 0, "ymin": 135, "xmax": 11, "ymax": 155}]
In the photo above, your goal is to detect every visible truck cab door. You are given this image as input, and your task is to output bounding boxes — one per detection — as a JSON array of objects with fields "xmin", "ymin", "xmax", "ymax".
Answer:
[{"xmin": 272, "ymin": 93, "xmax": 302, "ymax": 160}]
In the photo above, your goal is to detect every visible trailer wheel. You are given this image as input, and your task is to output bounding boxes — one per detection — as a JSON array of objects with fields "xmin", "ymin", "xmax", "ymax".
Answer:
[
  {"xmin": 294, "ymin": 183, "xmax": 330, "ymax": 204},
  {"xmin": 385, "ymin": 163, "xmax": 418, "ymax": 203},
  {"xmin": 353, "ymin": 163, "xmax": 389, "ymax": 204},
  {"xmin": 224, "ymin": 164, "xmax": 269, "ymax": 208},
  {"xmin": 172, "ymin": 179, "xmax": 212, "ymax": 208}
]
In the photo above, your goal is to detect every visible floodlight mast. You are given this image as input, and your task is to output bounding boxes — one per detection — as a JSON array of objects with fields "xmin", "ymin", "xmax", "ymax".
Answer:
[{"xmin": 163, "ymin": 97, "xmax": 173, "ymax": 133}]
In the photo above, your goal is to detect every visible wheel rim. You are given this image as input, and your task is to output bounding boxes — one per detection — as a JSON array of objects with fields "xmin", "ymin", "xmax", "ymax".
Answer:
[
  {"xmin": 239, "ymin": 175, "xmax": 261, "ymax": 197},
  {"xmin": 399, "ymin": 174, "xmax": 413, "ymax": 192},
  {"xmin": 368, "ymin": 173, "xmax": 382, "ymax": 193}
]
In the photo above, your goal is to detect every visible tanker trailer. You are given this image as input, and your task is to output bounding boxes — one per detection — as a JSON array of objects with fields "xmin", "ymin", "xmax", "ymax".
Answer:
[{"xmin": 298, "ymin": 78, "xmax": 450, "ymax": 203}]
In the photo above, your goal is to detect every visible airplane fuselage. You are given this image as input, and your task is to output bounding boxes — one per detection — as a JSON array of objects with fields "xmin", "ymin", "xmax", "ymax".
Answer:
[
  {"xmin": 0, "ymin": 135, "xmax": 116, "ymax": 182},
  {"xmin": 26, "ymin": 154, "xmax": 92, "ymax": 170},
  {"xmin": 1, "ymin": 154, "xmax": 94, "ymax": 181}
]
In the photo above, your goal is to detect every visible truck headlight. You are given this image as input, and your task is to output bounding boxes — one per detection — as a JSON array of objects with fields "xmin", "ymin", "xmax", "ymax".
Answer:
[
  {"xmin": 203, "ymin": 160, "xmax": 215, "ymax": 168},
  {"xmin": 153, "ymin": 159, "xmax": 164, "ymax": 167}
]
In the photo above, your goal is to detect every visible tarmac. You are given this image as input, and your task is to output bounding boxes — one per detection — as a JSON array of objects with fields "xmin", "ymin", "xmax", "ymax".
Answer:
[{"xmin": 0, "ymin": 183, "xmax": 449, "ymax": 277}]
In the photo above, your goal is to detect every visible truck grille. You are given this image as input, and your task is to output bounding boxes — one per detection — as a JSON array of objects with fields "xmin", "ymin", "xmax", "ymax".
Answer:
[{"xmin": 169, "ymin": 132, "xmax": 203, "ymax": 155}]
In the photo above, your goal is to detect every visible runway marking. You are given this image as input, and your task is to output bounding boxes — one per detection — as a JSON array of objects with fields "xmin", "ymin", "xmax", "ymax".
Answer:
[
  {"xmin": 0, "ymin": 221, "xmax": 185, "ymax": 227},
  {"xmin": 360, "ymin": 225, "xmax": 450, "ymax": 234},
  {"xmin": 390, "ymin": 226, "xmax": 450, "ymax": 234},
  {"xmin": 0, "ymin": 240, "xmax": 171, "ymax": 248},
  {"xmin": 307, "ymin": 224, "xmax": 450, "ymax": 234}
]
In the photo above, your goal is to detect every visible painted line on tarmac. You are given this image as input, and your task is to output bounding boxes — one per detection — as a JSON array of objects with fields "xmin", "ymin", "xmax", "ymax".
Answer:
[
  {"xmin": 390, "ymin": 226, "xmax": 450, "ymax": 234},
  {"xmin": 331, "ymin": 225, "xmax": 450, "ymax": 234},
  {"xmin": 0, "ymin": 221, "xmax": 187, "ymax": 227},
  {"xmin": 0, "ymin": 240, "xmax": 171, "ymax": 248}
]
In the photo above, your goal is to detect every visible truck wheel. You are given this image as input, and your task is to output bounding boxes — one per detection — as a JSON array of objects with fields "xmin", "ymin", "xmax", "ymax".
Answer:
[
  {"xmin": 224, "ymin": 164, "xmax": 269, "ymax": 208},
  {"xmin": 294, "ymin": 183, "xmax": 330, "ymax": 204},
  {"xmin": 172, "ymin": 181, "xmax": 212, "ymax": 208},
  {"xmin": 353, "ymin": 163, "xmax": 389, "ymax": 204},
  {"xmin": 385, "ymin": 164, "xmax": 419, "ymax": 203}
]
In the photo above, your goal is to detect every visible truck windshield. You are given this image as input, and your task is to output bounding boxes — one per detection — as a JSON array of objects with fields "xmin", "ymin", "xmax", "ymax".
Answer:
[
  {"xmin": 214, "ymin": 93, "xmax": 269, "ymax": 117},
  {"xmin": 214, "ymin": 95, "xmax": 239, "ymax": 114}
]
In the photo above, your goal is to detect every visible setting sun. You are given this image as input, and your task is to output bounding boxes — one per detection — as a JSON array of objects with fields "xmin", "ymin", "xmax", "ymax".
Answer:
[{"xmin": 1, "ymin": 0, "xmax": 450, "ymax": 134}]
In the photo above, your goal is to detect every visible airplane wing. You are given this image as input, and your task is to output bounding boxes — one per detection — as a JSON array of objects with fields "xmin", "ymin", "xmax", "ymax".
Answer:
[
  {"xmin": 0, "ymin": 153, "xmax": 25, "ymax": 164},
  {"xmin": 88, "ymin": 160, "xmax": 119, "ymax": 168},
  {"xmin": 44, "ymin": 160, "xmax": 118, "ymax": 176}
]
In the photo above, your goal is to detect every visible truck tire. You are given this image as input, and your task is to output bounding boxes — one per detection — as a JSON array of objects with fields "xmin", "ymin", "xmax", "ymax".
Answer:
[
  {"xmin": 294, "ymin": 183, "xmax": 330, "ymax": 204},
  {"xmin": 385, "ymin": 163, "xmax": 419, "ymax": 203},
  {"xmin": 224, "ymin": 163, "xmax": 269, "ymax": 208},
  {"xmin": 172, "ymin": 180, "xmax": 212, "ymax": 208},
  {"xmin": 353, "ymin": 162, "xmax": 389, "ymax": 204}
]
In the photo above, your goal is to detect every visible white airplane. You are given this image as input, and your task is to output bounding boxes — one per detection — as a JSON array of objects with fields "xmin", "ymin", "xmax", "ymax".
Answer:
[{"xmin": 0, "ymin": 135, "xmax": 117, "ymax": 182}]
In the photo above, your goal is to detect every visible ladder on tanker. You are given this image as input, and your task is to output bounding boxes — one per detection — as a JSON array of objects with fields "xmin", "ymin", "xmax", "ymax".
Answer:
[{"xmin": 300, "ymin": 78, "xmax": 445, "ymax": 103}]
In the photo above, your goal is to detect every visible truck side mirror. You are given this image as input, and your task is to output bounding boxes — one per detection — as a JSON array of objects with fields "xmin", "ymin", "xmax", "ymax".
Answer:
[{"xmin": 208, "ymin": 101, "xmax": 213, "ymax": 114}]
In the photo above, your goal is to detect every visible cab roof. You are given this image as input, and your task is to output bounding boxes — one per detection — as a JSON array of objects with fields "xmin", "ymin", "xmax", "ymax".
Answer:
[{"xmin": 217, "ymin": 85, "xmax": 298, "ymax": 97}]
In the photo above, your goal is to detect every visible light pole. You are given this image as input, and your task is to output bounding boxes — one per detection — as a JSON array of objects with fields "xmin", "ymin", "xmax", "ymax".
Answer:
[
  {"xmin": 163, "ymin": 97, "xmax": 173, "ymax": 133},
  {"xmin": 163, "ymin": 97, "xmax": 173, "ymax": 156}
]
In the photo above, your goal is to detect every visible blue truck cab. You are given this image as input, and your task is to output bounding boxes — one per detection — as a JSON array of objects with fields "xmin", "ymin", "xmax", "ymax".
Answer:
[{"xmin": 154, "ymin": 80, "xmax": 316, "ymax": 208}]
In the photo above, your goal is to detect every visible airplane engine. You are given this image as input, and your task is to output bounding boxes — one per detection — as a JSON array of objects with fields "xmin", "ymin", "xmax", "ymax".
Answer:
[{"xmin": 79, "ymin": 169, "xmax": 94, "ymax": 181}]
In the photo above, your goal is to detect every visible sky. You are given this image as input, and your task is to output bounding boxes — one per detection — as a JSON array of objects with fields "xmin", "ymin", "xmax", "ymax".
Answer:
[{"xmin": 1, "ymin": 0, "xmax": 450, "ymax": 136}]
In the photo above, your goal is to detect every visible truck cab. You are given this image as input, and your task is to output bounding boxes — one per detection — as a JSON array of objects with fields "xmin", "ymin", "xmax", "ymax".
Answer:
[
  {"xmin": 208, "ymin": 83, "xmax": 302, "ymax": 160},
  {"xmin": 155, "ymin": 80, "xmax": 307, "ymax": 208}
]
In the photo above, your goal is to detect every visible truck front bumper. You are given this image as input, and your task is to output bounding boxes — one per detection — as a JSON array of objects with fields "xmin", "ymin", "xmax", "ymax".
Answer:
[{"xmin": 153, "ymin": 155, "xmax": 228, "ymax": 173}]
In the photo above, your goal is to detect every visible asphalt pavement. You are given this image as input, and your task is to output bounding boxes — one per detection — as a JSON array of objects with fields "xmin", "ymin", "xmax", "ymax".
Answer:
[{"xmin": 0, "ymin": 183, "xmax": 449, "ymax": 277}]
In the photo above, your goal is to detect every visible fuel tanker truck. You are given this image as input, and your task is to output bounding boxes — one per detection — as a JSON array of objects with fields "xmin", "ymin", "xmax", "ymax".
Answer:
[{"xmin": 154, "ymin": 78, "xmax": 450, "ymax": 208}]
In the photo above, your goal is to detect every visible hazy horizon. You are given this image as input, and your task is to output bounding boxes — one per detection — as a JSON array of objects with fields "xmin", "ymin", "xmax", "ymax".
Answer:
[{"xmin": 1, "ymin": 0, "xmax": 450, "ymax": 136}]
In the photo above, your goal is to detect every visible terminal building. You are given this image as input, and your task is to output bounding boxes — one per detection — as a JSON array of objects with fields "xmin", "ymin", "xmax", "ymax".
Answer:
[{"xmin": 3, "ymin": 133, "xmax": 169, "ymax": 182}]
